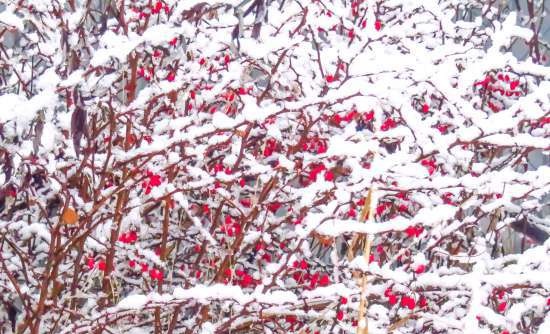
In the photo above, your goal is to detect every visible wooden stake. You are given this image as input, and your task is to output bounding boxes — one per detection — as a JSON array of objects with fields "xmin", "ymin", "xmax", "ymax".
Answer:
[
  {"xmin": 356, "ymin": 236, "xmax": 372, "ymax": 334},
  {"xmin": 356, "ymin": 188, "xmax": 375, "ymax": 334}
]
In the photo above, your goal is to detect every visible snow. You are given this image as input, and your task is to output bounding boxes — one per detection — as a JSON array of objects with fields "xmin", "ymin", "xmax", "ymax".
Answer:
[
  {"xmin": 0, "ymin": 6, "xmax": 24, "ymax": 31},
  {"xmin": 117, "ymin": 295, "xmax": 149, "ymax": 310},
  {"xmin": 211, "ymin": 112, "xmax": 243, "ymax": 129}
]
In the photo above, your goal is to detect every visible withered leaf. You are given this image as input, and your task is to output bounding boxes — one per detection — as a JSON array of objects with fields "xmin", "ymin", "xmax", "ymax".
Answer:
[
  {"xmin": 70, "ymin": 107, "xmax": 87, "ymax": 157},
  {"xmin": 2, "ymin": 152, "xmax": 13, "ymax": 183},
  {"xmin": 61, "ymin": 207, "xmax": 79, "ymax": 225}
]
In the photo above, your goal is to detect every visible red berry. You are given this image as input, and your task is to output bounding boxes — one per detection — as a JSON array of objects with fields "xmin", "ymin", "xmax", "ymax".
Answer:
[
  {"xmin": 128, "ymin": 231, "xmax": 137, "ymax": 242},
  {"xmin": 498, "ymin": 301, "xmax": 507, "ymax": 312},
  {"xmin": 369, "ymin": 254, "xmax": 375, "ymax": 263},
  {"xmin": 241, "ymin": 273, "xmax": 253, "ymax": 287},
  {"xmin": 344, "ymin": 110, "xmax": 357, "ymax": 122},
  {"xmin": 317, "ymin": 143, "xmax": 327, "ymax": 154},
  {"xmin": 388, "ymin": 294, "xmax": 398, "ymax": 305},
  {"xmin": 405, "ymin": 226, "xmax": 417, "ymax": 237},
  {"xmin": 381, "ymin": 118, "xmax": 396, "ymax": 131},
  {"xmin": 375, "ymin": 20, "xmax": 382, "ymax": 31},
  {"xmin": 268, "ymin": 202, "xmax": 281, "ymax": 213},
  {"xmin": 87, "ymin": 257, "xmax": 95, "ymax": 270},
  {"xmin": 340, "ymin": 296, "xmax": 348, "ymax": 305},
  {"xmin": 437, "ymin": 124, "xmax": 448, "ymax": 134},
  {"xmin": 118, "ymin": 233, "xmax": 128, "ymax": 243},
  {"xmin": 376, "ymin": 204, "xmax": 386, "ymax": 216},
  {"xmin": 419, "ymin": 296, "xmax": 427, "ymax": 307},
  {"xmin": 422, "ymin": 103, "xmax": 430, "ymax": 113},
  {"xmin": 332, "ymin": 114, "xmax": 342, "ymax": 125},
  {"xmin": 415, "ymin": 264, "xmax": 426, "ymax": 274},
  {"xmin": 285, "ymin": 315, "xmax": 297, "ymax": 324},
  {"xmin": 326, "ymin": 74, "xmax": 335, "ymax": 83},
  {"xmin": 407, "ymin": 299, "xmax": 416, "ymax": 310},
  {"xmin": 97, "ymin": 260, "xmax": 106, "ymax": 271},
  {"xmin": 152, "ymin": 1, "xmax": 162, "ymax": 13},
  {"xmin": 364, "ymin": 111, "xmax": 374, "ymax": 121},
  {"xmin": 292, "ymin": 272, "xmax": 302, "ymax": 282},
  {"xmin": 401, "ymin": 296, "xmax": 415, "ymax": 310},
  {"xmin": 149, "ymin": 268, "xmax": 163, "ymax": 281},
  {"xmin": 336, "ymin": 310, "xmax": 344, "ymax": 321},
  {"xmin": 319, "ymin": 274, "xmax": 330, "ymax": 286}
]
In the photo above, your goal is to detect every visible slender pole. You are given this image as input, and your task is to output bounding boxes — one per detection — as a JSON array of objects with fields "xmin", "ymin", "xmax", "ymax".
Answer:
[{"xmin": 357, "ymin": 188, "xmax": 375, "ymax": 334}]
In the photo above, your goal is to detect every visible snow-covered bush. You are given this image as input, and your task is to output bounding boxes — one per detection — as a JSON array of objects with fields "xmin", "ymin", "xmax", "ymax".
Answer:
[{"xmin": 1, "ymin": 0, "xmax": 549, "ymax": 333}]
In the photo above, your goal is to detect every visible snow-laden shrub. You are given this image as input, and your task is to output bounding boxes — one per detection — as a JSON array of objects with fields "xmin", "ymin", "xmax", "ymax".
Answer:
[{"xmin": 0, "ymin": 0, "xmax": 549, "ymax": 333}]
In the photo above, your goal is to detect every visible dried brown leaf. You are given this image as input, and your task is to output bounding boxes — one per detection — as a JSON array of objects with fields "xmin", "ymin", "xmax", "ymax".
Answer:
[{"xmin": 61, "ymin": 207, "xmax": 79, "ymax": 225}]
